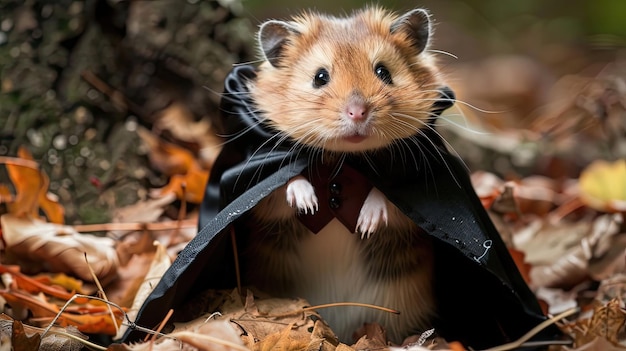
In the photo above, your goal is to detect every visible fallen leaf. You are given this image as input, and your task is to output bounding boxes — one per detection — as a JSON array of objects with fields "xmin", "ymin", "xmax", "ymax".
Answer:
[
  {"xmin": 0, "ymin": 265, "xmax": 88, "ymax": 304},
  {"xmin": 152, "ymin": 101, "xmax": 224, "ymax": 168},
  {"xmin": 579, "ymin": 159, "xmax": 626, "ymax": 212},
  {"xmin": 584, "ymin": 298, "xmax": 626, "ymax": 345},
  {"xmin": 353, "ymin": 322, "xmax": 387, "ymax": 347},
  {"xmin": 1, "ymin": 289, "xmax": 124, "ymax": 334},
  {"xmin": 1, "ymin": 214, "xmax": 119, "ymax": 283},
  {"xmin": 254, "ymin": 322, "xmax": 308, "ymax": 351},
  {"xmin": 36, "ymin": 273, "xmax": 86, "ymax": 295},
  {"xmin": 518, "ymin": 214, "xmax": 626, "ymax": 288},
  {"xmin": 152, "ymin": 162, "xmax": 209, "ymax": 204},
  {"xmin": 11, "ymin": 319, "xmax": 40, "ymax": 351},
  {"xmin": 114, "ymin": 241, "xmax": 171, "ymax": 340},
  {"xmin": 508, "ymin": 248, "xmax": 532, "ymax": 285},
  {"xmin": 4, "ymin": 156, "xmax": 44, "ymax": 220},
  {"xmin": 565, "ymin": 336, "xmax": 626, "ymax": 351},
  {"xmin": 137, "ymin": 126, "xmax": 210, "ymax": 203},
  {"xmin": 169, "ymin": 320, "xmax": 248, "ymax": 351},
  {"xmin": 1, "ymin": 314, "xmax": 89, "ymax": 351},
  {"xmin": 137, "ymin": 126, "xmax": 196, "ymax": 176},
  {"xmin": 3, "ymin": 147, "xmax": 66, "ymax": 224}
]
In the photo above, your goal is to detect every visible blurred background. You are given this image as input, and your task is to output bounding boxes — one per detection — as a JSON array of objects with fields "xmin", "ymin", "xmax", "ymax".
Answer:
[{"xmin": 1, "ymin": 0, "xmax": 624, "ymax": 224}]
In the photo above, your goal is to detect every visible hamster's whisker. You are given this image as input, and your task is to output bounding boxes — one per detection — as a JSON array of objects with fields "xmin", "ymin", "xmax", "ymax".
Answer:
[
  {"xmin": 425, "ymin": 49, "xmax": 458, "ymax": 59},
  {"xmin": 389, "ymin": 114, "xmax": 461, "ymax": 187}
]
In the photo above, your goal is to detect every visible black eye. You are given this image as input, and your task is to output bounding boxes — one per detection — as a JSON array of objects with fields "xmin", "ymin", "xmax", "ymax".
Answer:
[
  {"xmin": 374, "ymin": 64, "xmax": 393, "ymax": 84},
  {"xmin": 313, "ymin": 68, "xmax": 330, "ymax": 88}
]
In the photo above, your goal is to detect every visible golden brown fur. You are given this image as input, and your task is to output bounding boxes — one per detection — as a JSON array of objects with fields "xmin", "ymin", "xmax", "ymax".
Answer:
[
  {"xmin": 244, "ymin": 6, "xmax": 446, "ymax": 344},
  {"xmin": 250, "ymin": 7, "xmax": 444, "ymax": 153}
]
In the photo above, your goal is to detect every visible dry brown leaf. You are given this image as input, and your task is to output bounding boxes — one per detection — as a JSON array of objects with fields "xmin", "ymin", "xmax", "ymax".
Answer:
[
  {"xmin": 535, "ymin": 287, "xmax": 579, "ymax": 315},
  {"xmin": 516, "ymin": 220, "xmax": 590, "ymax": 289},
  {"xmin": 137, "ymin": 126, "xmax": 210, "ymax": 203},
  {"xmin": 508, "ymin": 248, "xmax": 532, "ymax": 285},
  {"xmin": 0, "ymin": 214, "xmax": 119, "ymax": 283},
  {"xmin": 6, "ymin": 147, "xmax": 66, "ymax": 224},
  {"xmin": 233, "ymin": 296, "xmax": 317, "ymax": 344},
  {"xmin": 470, "ymin": 171, "xmax": 504, "ymax": 209},
  {"xmin": 585, "ymin": 298, "xmax": 626, "ymax": 345},
  {"xmin": 38, "ymin": 325, "xmax": 87, "ymax": 351},
  {"xmin": 4, "ymin": 156, "xmax": 44, "ymax": 220},
  {"xmin": 11, "ymin": 319, "xmax": 40, "ymax": 351},
  {"xmin": 471, "ymin": 171, "xmax": 561, "ymax": 218},
  {"xmin": 353, "ymin": 322, "xmax": 387, "ymax": 348},
  {"xmin": 0, "ymin": 265, "xmax": 88, "ymax": 304},
  {"xmin": 0, "ymin": 315, "xmax": 86, "ymax": 351},
  {"xmin": 111, "ymin": 194, "xmax": 177, "ymax": 226},
  {"xmin": 137, "ymin": 126, "xmax": 196, "ymax": 176},
  {"xmin": 0, "ymin": 289, "xmax": 124, "ymax": 335},
  {"xmin": 335, "ymin": 344, "xmax": 356, "ymax": 351},
  {"xmin": 527, "ymin": 214, "xmax": 624, "ymax": 289},
  {"xmin": 152, "ymin": 101, "xmax": 224, "ymax": 168},
  {"xmin": 308, "ymin": 320, "xmax": 340, "ymax": 351},
  {"xmin": 115, "ymin": 241, "xmax": 171, "ymax": 339},
  {"xmin": 596, "ymin": 274, "xmax": 626, "ymax": 303},
  {"xmin": 153, "ymin": 162, "xmax": 209, "ymax": 204},
  {"xmin": 254, "ymin": 322, "xmax": 309, "ymax": 351},
  {"xmin": 168, "ymin": 289, "xmax": 320, "ymax": 351},
  {"xmin": 128, "ymin": 320, "xmax": 248, "ymax": 351},
  {"xmin": 169, "ymin": 321, "xmax": 248, "ymax": 351},
  {"xmin": 565, "ymin": 336, "xmax": 626, "ymax": 351}
]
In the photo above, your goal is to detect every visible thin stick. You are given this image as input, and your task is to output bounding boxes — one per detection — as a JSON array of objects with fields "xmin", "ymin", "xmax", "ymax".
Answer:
[
  {"xmin": 268, "ymin": 302, "xmax": 399, "ymax": 319},
  {"xmin": 147, "ymin": 309, "xmax": 174, "ymax": 343},
  {"xmin": 84, "ymin": 253, "xmax": 120, "ymax": 334},
  {"xmin": 482, "ymin": 308, "xmax": 577, "ymax": 351},
  {"xmin": 72, "ymin": 219, "xmax": 197, "ymax": 233}
]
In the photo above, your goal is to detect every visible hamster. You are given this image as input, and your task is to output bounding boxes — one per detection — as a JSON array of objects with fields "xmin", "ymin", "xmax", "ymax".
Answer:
[{"xmin": 243, "ymin": 7, "xmax": 446, "ymax": 343}]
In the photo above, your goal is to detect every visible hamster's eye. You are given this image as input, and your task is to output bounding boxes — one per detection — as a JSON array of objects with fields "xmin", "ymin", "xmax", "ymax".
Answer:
[
  {"xmin": 313, "ymin": 68, "xmax": 330, "ymax": 88},
  {"xmin": 374, "ymin": 64, "xmax": 393, "ymax": 85}
]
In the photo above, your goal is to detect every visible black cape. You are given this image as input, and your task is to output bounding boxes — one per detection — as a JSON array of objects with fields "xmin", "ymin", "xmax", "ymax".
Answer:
[{"xmin": 122, "ymin": 65, "xmax": 559, "ymax": 349}]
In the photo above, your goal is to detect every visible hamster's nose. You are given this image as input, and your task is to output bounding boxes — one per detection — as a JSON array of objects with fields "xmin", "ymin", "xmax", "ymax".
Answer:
[{"xmin": 345, "ymin": 100, "xmax": 369, "ymax": 122}]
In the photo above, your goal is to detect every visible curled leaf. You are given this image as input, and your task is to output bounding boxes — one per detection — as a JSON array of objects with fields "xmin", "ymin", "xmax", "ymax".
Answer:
[{"xmin": 0, "ymin": 214, "xmax": 118, "ymax": 283}]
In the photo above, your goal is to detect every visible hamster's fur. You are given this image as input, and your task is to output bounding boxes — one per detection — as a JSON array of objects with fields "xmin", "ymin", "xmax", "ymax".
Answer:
[{"xmin": 243, "ymin": 7, "xmax": 447, "ymax": 343}]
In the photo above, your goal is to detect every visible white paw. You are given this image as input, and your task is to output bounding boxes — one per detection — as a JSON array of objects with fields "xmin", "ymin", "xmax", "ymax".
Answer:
[
  {"xmin": 356, "ymin": 187, "xmax": 388, "ymax": 238},
  {"xmin": 286, "ymin": 176, "xmax": 318, "ymax": 214}
]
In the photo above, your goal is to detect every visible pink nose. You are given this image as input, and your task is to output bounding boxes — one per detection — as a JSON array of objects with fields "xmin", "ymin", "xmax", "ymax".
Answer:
[{"xmin": 346, "ymin": 101, "xmax": 369, "ymax": 121}]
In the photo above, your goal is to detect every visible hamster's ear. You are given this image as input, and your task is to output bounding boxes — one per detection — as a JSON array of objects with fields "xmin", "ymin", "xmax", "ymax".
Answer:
[
  {"xmin": 390, "ymin": 9, "xmax": 431, "ymax": 54},
  {"xmin": 258, "ymin": 20, "xmax": 298, "ymax": 67}
]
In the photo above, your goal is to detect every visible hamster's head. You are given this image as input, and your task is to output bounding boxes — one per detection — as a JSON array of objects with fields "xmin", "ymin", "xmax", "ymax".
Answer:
[{"xmin": 250, "ymin": 7, "xmax": 452, "ymax": 153}]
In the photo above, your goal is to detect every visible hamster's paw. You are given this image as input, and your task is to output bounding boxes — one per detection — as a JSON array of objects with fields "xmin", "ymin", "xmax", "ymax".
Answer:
[
  {"xmin": 356, "ymin": 187, "xmax": 388, "ymax": 239},
  {"xmin": 286, "ymin": 176, "xmax": 318, "ymax": 214}
]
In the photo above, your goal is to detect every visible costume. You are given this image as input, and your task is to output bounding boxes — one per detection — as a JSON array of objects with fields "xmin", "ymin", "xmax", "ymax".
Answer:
[{"xmin": 122, "ymin": 65, "xmax": 559, "ymax": 348}]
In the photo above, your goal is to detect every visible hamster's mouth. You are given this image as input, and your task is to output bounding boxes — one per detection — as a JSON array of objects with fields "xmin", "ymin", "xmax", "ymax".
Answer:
[{"xmin": 342, "ymin": 134, "xmax": 367, "ymax": 143}]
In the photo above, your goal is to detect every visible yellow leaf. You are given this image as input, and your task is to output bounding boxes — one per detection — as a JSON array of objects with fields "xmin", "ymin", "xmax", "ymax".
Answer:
[{"xmin": 579, "ymin": 159, "xmax": 626, "ymax": 212}]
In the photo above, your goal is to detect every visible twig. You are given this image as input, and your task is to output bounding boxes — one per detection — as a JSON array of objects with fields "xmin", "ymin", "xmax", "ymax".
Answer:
[
  {"xmin": 268, "ymin": 302, "xmax": 399, "ymax": 319},
  {"xmin": 147, "ymin": 309, "xmax": 174, "ymax": 344},
  {"xmin": 84, "ymin": 253, "xmax": 120, "ymax": 334},
  {"xmin": 72, "ymin": 219, "xmax": 197, "ymax": 233},
  {"xmin": 481, "ymin": 307, "xmax": 577, "ymax": 351}
]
